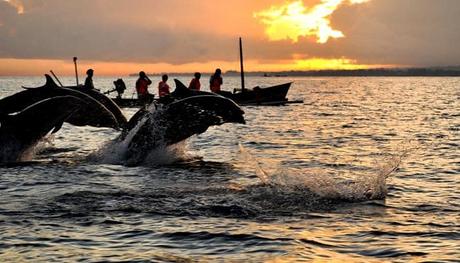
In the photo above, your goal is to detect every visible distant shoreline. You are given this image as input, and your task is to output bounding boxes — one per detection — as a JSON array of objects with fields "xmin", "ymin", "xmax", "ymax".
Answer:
[{"xmin": 130, "ymin": 67, "xmax": 460, "ymax": 77}]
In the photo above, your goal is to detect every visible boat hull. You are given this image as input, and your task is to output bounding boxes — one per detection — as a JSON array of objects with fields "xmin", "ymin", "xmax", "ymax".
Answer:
[
  {"xmin": 112, "ymin": 82, "xmax": 292, "ymax": 107},
  {"xmin": 112, "ymin": 95, "xmax": 154, "ymax": 108},
  {"xmin": 226, "ymin": 82, "xmax": 291, "ymax": 105}
]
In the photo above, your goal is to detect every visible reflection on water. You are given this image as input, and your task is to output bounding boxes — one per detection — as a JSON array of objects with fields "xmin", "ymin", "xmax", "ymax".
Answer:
[{"xmin": 0, "ymin": 76, "xmax": 459, "ymax": 261}]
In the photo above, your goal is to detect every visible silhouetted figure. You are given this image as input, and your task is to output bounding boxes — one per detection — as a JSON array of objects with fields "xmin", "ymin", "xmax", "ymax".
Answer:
[
  {"xmin": 188, "ymin": 72, "xmax": 201, "ymax": 91},
  {"xmin": 158, "ymin": 74, "xmax": 171, "ymax": 97},
  {"xmin": 84, "ymin": 69, "xmax": 95, "ymax": 90},
  {"xmin": 113, "ymin": 78, "xmax": 126, "ymax": 99},
  {"xmin": 136, "ymin": 71, "xmax": 152, "ymax": 105},
  {"xmin": 210, "ymin": 68, "xmax": 223, "ymax": 93}
]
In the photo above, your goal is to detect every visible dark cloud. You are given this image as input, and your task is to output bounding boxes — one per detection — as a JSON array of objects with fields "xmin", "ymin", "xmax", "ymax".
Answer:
[
  {"xmin": 246, "ymin": 0, "xmax": 460, "ymax": 67},
  {"xmin": 0, "ymin": 0, "xmax": 459, "ymax": 67},
  {"xmin": 329, "ymin": 0, "xmax": 460, "ymax": 66}
]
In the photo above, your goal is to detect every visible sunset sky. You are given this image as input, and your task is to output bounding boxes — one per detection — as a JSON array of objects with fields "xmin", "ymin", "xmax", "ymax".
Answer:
[{"xmin": 0, "ymin": 0, "xmax": 459, "ymax": 76}]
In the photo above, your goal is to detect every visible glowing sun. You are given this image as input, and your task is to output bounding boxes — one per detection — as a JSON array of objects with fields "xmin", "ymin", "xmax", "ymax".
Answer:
[{"xmin": 254, "ymin": 0, "xmax": 370, "ymax": 43}]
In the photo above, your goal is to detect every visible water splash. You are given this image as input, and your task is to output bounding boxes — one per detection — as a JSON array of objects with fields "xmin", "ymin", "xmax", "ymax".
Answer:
[
  {"xmin": 238, "ymin": 143, "xmax": 271, "ymax": 185},
  {"xmin": 91, "ymin": 104, "xmax": 194, "ymax": 166},
  {"xmin": 0, "ymin": 134, "xmax": 54, "ymax": 163},
  {"xmin": 140, "ymin": 140, "xmax": 195, "ymax": 166},
  {"xmin": 91, "ymin": 110, "xmax": 149, "ymax": 165},
  {"xmin": 238, "ymin": 144, "xmax": 403, "ymax": 202}
]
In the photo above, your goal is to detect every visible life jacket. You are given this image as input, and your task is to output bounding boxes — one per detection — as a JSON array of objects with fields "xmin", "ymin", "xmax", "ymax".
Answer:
[
  {"xmin": 210, "ymin": 75, "xmax": 222, "ymax": 93},
  {"xmin": 189, "ymin": 78, "xmax": 201, "ymax": 91},
  {"xmin": 136, "ymin": 78, "xmax": 151, "ymax": 95},
  {"xmin": 158, "ymin": 81, "xmax": 170, "ymax": 97}
]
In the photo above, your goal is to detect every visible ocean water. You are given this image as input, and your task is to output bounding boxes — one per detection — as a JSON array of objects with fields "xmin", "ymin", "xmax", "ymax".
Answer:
[{"xmin": 0, "ymin": 75, "xmax": 459, "ymax": 262}]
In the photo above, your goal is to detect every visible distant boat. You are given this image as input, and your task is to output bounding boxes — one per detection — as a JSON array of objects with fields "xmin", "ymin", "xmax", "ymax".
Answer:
[
  {"xmin": 225, "ymin": 37, "xmax": 293, "ymax": 105},
  {"xmin": 263, "ymin": 73, "xmax": 288, "ymax": 77}
]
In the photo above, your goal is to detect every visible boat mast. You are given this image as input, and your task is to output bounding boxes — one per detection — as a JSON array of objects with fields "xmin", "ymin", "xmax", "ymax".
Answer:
[{"xmin": 239, "ymin": 37, "xmax": 245, "ymax": 92}]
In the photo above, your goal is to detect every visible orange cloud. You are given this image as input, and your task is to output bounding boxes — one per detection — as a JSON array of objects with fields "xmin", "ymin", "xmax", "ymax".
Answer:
[
  {"xmin": 0, "ymin": 57, "xmax": 385, "ymax": 76},
  {"xmin": 254, "ymin": 0, "xmax": 371, "ymax": 43},
  {"xmin": 3, "ymin": 0, "xmax": 24, "ymax": 14}
]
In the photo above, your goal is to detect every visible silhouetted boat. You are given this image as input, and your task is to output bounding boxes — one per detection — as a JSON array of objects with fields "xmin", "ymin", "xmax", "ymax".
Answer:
[
  {"xmin": 225, "ymin": 82, "xmax": 292, "ymax": 105},
  {"xmin": 111, "ymin": 95, "xmax": 154, "ymax": 108},
  {"xmin": 110, "ymin": 82, "xmax": 293, "ymax": 107},
  {"xmin": 111, "ymin": 38, "xmax": 299, "ymax": 107},
  {"xmin": 227, "ymin": 37, "xmax": 294, "ymax": 105}
]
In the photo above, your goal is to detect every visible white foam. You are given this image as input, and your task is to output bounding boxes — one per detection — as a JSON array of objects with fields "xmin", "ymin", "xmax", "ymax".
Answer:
[
  {"xmin": 92, "ymin": 104, "xmax": 195, "ymax": 166},
  {"xmin": 238, "ymin": 143, "xmax": 403, "ymax": 201}
]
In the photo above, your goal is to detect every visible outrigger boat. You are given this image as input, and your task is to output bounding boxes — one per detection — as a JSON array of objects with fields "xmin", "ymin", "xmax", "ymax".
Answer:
[
  {"xmin": 111, "ymin": 95, "xmax": 154, "ymax": 108},
  {"xmin": 109, "ymin": 38, "xmax": 299, "ymax": 107},
  {"xmin": 110, "ymin": 81, "xmax": 292, "ymax": 107},
  {"xmin": 225, "ymin": 37, "xmax": 293, "ymax": 105}
]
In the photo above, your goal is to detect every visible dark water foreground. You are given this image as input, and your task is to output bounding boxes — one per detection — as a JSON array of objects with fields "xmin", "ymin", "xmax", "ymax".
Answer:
[{"xmin": 0, "ymin": 76, "xmax": 459, "ymax": 262}]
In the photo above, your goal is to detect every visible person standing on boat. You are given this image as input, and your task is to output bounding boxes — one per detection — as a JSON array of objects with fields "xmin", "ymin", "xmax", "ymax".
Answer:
[
  {"xmin": 210, "ymin": 68, "xmax": 223, "ymax": 93},
  {"xmin": 84, "ymin": 69, "xmax": 95, "ymax": 90},
  {"xmin": 188, "ymin": 72, "xmax": 201, "ymax": 91},
  {"xmin": 158, "ymin": 74, "xmax": 171, "ymax": 97},
  {"xmin": 135, "ymin": 71, "xmax": 152, "ymax": 104}
]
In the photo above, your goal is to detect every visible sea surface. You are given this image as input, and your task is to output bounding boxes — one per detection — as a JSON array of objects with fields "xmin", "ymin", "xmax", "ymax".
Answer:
[{"xmin": 0, "ymin": 75, "xmax": 459, "ymax": 262}]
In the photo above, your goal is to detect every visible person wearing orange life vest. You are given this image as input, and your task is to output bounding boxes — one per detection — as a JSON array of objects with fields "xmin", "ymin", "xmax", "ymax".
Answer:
[
  {"xmin": 188, "ymin": 72, "xmax": 201, "ymax": 91},
  {"xmin": 209, "ymin": 68, "xmax": 223, "ymax": 93},
  {"xmin": 158, "ymin": 74, "xmax": 171, "ymax": 97},
  {"xmin": 135, "ymin": 71, "xmax": 152, "ymax": 105}
]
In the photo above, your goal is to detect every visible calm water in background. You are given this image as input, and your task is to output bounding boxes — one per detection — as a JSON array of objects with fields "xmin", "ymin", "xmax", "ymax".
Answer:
[{"xmin": 0, "ymin": 76, "xmax": 458, "ymax": 262}]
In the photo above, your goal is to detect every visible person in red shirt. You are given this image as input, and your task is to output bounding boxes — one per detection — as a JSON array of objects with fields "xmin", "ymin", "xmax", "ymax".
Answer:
[
  {"xmin": 188, "ymin": 72, "xmax": 201, "ymax": 91},
  {"xmin": 158, "ymin": 74, "xmax": 171, "ymax": 97},
  {"xmin": 209, "ymin": 68, "xmax": 223, "ymax": 93},
  {"xmin": 135, "ymin": 71, "xmax": 152, "ymax": 105}
]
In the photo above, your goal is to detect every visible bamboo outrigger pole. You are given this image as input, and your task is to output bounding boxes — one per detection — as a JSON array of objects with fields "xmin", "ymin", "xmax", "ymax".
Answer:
[
  {"xmin": 73, "ymin": 57, "xmax": 79, "ymax": 86},
  {"xmin": 239, "ymin": 37, "xmax": 245, "ymax": 92}
]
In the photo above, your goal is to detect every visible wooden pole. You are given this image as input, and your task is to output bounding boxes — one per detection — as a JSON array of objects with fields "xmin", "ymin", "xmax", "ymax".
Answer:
[
  {"xmin": 73, "ymin": 57, "xmax": 79, "ymax": 86},
  {"xmin": 239, "ymin": 37, "xmax": 245, "ymax": 92}
]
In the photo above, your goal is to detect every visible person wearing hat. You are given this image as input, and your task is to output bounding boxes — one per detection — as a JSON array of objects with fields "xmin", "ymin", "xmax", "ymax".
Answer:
[{"xmin": 84, "ymin": 69, "xmax": 95, "ymax": 90}]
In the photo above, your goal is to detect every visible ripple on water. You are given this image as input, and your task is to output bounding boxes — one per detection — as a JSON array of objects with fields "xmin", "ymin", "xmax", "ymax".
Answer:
[{"xmin": 1, "ymin": 76, "xmax": 459, "ymax": 261}]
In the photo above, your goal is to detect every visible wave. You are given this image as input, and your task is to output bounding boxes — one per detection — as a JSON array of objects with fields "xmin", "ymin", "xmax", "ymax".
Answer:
[
  {"xmin": 36, "ymin": 144, "xmax": 406, "ymax": 219},
  {"xmin": 238, "ymin": 143, "xmax": 402, "ymax": 202},
  {"xmin": 0, "ymin": 134, "xmax": 55, "ymax": 163}
]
